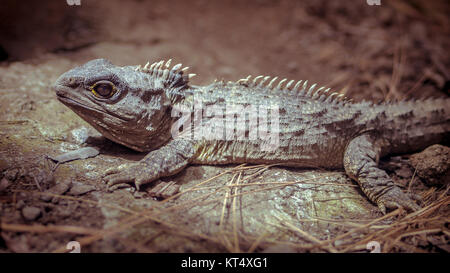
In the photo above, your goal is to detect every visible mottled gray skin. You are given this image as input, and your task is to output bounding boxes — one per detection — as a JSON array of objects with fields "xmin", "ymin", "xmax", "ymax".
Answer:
[{"xmin": 53, "ymin": 59, "xmax": 450, "ymax": 214}]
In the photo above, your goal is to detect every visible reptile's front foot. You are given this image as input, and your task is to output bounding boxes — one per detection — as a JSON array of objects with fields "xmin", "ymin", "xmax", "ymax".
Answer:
[
  {"xmin": 376, "ymin": 186, "xmax": 421, "ymax": 214},
  {"xmin": 103, "ymin": 162, "xmax": 156, "ymax": 191}
]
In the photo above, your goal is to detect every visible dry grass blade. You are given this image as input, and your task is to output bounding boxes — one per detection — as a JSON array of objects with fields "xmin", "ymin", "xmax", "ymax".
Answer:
[
  {"xmin": 159, "ymin": 163, "xmax": 247, "ymax": 204},
  {"xmin": 274, "ymin": 215, "xmax": 338, "ymax": 253},
  {"xmin": 232, "ymin": 171, "xmax": 242, "ymax": 252},
  {"xmin": 247, "ymin": 231, "xmax": 269, "ymax": 253}
]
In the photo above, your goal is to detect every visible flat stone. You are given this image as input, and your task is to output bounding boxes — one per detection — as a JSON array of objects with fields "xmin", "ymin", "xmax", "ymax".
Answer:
[
  {"xmin": 49, "ymin": 147, "xmax": 99, "ymax": 164},
  {"xmin": 40, "ymin": 179, "xmax": 72, "ymax": 202},
  {"xmin": 410, "ymin": 144, "xmax": 450, "ymax": 186},
  {"xmin": 22, "ymin": 206, "xmax": 41, "ymax": 221},
  {"xmin": 0, "ymin": 177, "xmax": 10, "ymax": 193}
]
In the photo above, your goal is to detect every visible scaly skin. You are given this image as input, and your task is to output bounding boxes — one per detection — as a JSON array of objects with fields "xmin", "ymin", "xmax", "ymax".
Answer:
[{"xmin": 53, "ymin": 59, "xmax": 450, "ymax": 214}]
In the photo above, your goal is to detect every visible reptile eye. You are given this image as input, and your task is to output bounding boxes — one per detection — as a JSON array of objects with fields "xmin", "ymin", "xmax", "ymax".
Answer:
[{"xmin": 91, "ymin": 81, "xmax": 116, "ymax": 98}]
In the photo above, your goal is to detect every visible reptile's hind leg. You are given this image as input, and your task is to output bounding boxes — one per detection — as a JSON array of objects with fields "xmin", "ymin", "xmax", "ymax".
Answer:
[{"xmin": 343, "ymin": 134, "xmax": 420, "ymax": 214}]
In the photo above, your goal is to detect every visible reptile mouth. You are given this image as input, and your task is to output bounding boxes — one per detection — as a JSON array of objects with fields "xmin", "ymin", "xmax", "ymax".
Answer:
[
  {"xmin": 53, "ymin": 82, "xmax": 103, "ymax": 114},
  {"xmin": 54, "ymin": 85, "xmax": 134, "ymax": 122},
  {"xmin": 56, "ymin": 92, "xmax": 103, "ymax": 115}
]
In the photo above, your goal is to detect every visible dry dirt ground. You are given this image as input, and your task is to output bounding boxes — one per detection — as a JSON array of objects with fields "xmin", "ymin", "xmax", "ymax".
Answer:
[{"xmin": 0, "ymin": 0, "xmax": 449, "ymax": 253}]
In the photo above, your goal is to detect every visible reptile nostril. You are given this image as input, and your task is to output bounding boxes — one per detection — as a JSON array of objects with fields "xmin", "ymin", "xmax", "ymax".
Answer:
[{"xmin": 66, "ymin": 77, "xmax": 79, "ymax": 87}]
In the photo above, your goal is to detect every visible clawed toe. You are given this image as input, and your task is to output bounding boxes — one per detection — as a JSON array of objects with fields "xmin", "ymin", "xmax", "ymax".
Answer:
[
  {"xmin": 377, "ymin": 187, "xmax": 421, "ymax": 214},
  {"xmin": 104, "ymin": 168, "xmax": 119, "ymax": 176},
  {"xmin": 107, "ymin": 183, "xmax": 132, "ymax": 192}
]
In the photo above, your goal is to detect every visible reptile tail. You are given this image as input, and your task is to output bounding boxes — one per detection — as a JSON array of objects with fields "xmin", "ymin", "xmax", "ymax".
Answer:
[{"xmin": 380, "ymin": 97, "xmax": 450, "ymax": 154}]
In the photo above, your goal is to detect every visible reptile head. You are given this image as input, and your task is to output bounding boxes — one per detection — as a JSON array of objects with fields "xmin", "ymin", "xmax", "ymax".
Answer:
[{"xmin": 53, "ymin": 58, "xmax": 190, "ymax": 152}]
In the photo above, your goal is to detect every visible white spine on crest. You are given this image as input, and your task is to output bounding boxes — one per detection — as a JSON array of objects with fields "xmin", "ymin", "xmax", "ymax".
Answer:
[
  {"xmin": 252, "ymin": 75, "xmax": 264, "ymax": 86},
  {"xmin": 135, "ymin": 59, "xmax": 193, "ymax": 85},
  {"xmin": 237, "ymin": 75, "xmax": 252, "ymax": 84},
  {"xmin": 267, "ymin": 77, "xmax": 278, "ymax": 89},
  {"xmin": 165, "ymin": 59, "xmax": 172, "ymax": 68},
  {"xmin": 259, "ymin": 76, "xmax": 271, "ymax": 86},
  {"xmin": 136, "ymin": 59, "xmax": 350, "ymax": 104},
  {"xmin": 306, "ymin": 83, "xmax": 317, "ymax": 96},
  {"xmin": 235, "ymin": 73, "xmax": 348, "ymax": 104},
  {"xmin": 286, "ymin": 80, "xmax": 295, "ymax": 90},
  {"xmin": 294, "ymin": 80, "xmax": 303, "ymax": 90},
  {"xmin": 277, "ymin": 78, "xmax": 287, "ymax": 90},
  {"xmin": 172, "ymin": 63, "xmax": 182, "ymax": 71},
  {"xmin": 302, "ymin": 80, "xmax": 309, "ymax": 92}
]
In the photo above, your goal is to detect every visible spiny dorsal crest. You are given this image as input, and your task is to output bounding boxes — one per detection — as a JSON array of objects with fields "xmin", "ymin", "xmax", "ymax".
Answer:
[
  {"xmin": 135, "ymin": 59, "xmax": 196, "ymax": 89},
  {"xmin": 235, "ymin": 74, "xmax": 351, "ymax": 105}
]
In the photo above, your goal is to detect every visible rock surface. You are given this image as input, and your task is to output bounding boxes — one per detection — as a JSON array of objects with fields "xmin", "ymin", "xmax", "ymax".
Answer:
[{"xmin": 410, "ymin": 145, "xmax": 450, "ymax": 186}]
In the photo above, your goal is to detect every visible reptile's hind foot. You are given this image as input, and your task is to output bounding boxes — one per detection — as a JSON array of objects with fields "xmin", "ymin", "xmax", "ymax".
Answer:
[
  {"xmin": 103, "ymin": 162, "xmax": 157, "ymax": 191},
  {"xmin": 344, "ymin": 134, "xmax": 422, "ymax": 215},
  {"xmin": 376, "ymin": 186, "xmax": 421, "ymax": 214}
]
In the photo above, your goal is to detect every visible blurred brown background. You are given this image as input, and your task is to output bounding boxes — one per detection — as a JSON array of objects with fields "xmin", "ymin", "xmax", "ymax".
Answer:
[{"xmin": 1, "ymin": 0, "xmax": 449, "ymax": 101}]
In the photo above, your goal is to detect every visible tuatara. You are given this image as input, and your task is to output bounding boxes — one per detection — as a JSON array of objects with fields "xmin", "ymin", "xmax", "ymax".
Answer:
[{"xmin": 53, "ymin": 58, "xmax": 450, "ymax": 213}]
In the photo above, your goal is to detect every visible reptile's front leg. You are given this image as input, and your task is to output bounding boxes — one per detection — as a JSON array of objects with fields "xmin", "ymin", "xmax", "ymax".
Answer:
[
  {"xmin": 343, "ymin": 134, "xmax": 420, "ymax": 214},
  {"xmin": 103, "ymin": 139, "xmax": 195, "ymax": 191}
]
